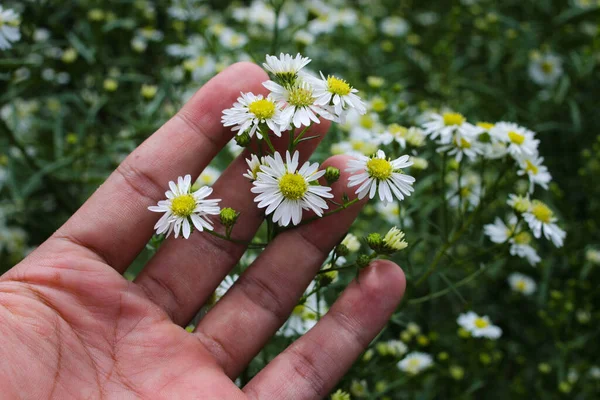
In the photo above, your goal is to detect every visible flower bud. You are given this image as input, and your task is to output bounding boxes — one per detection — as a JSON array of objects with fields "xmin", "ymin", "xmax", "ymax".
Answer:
[
  {"xmin": 235, "ymin": 130, "xmax": 252, "ymax": 147},
  {"xmin": 335, "ymin": 243, "xmax": 349, "ymax": 257},
  {"xmin": 324, "ymin": 166, "xmax": 340, "ymax": 184},
  {"xmin": 356, "ymin": 254, "xmax": 372, "ymax": 269},
  {"xmin": 366, "ymin": 232, "xmax": 383, "ymax": 252},
  {"xmin": 220, "ymin": 207, "xmax": 239, "ymax": 228}
]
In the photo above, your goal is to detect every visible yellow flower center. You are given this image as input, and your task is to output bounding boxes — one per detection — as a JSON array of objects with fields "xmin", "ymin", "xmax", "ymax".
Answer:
[
  {"xmin": 389, "ymin": 123, "xmax": 408, "ymax": 138},
  {"xmin": 443, "ymin": 112, "xmax": 466, "ymax": 126},
  {"xmin": 532, "ymin": 201, "xmax": 553, "ymax": 223},
  {"xmin": 477, "ymin": 122, "xmax": 494, "ymax": 130},
  {"xmin": 541, "ymin": 61, "xmax": 554, "ymax": 74},
  {"xmin": 474, "ymin": 317, "xmax": 489, "ymax": 329},
  {"xmin": 327, "ymin": 75, "xmax": 352, "ymax": 96},
  {"xmin": 292, "ymin": 304, "xmax": 305, "ymax": 315},
  {"xmin": 171, "ymin": 194, "xmax": 196, "ymax": 217},
  {"xmin": 513, "ymin": 231, "xmax": 532, "ymax": 245},
  {"xmin": 511, "ymin": 196, "xmax": 531, "ymax": 213},
  {"xmin": 454, "ymin": 136, "xmax": 472, "ymax": 149},
  {"xmin": 360, "ymin": 114, "xmax": 374, "ymax": 129},
  {"xmin": 460, "ymin": 187, "xmax": 471, "ymax": 198},
  {"xmin": 508, "ymin": 131, "xmax": 525, "ymax": 145},
  {"xmin": 525, "ymin": 160, "xmax": 538, "ymax": 175},
  {"xmin": 288, "ymin": 87, "xmax": 315, "ymax": 107},
  {"xmin": 279, "ymin": 173, "xmax": 308, "ymax": 200},
  {"xmin": 367, "ymin": 158, "xmax": 393, "ymax": 180},
  {"xmin": 248, "ymin": 98, "xmax": 276, "ymax": 119},
  {"xmin": 408, "ymin": 359, "xmax": 421, "ymax": 369},
  {"xmin": 251, "ymin": 163, "xmax": 263, "ymax": 179},
  {"xmin": 516, "ymin": 280, "xmax": 527, "ymax": 292}
]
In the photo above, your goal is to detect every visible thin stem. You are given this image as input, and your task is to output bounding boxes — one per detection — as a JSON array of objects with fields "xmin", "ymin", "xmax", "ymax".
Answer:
[
  {"xmin": 409, "ymin": 267, "xmax": 487, "ymax": 304},
  {"xmin": 205, "ymin": 229, "xmax": 267, "ymax": 249},
  {"xmin": 441, "ymin": 153, "xmax": 448, "ymax": 241},
  {"xmin": 269, "ymin": 0, "xmax": 285, "ymax": 54},
  {"xmin": 292, "ymin": 124, "xmax": 312, "ymax": 147},
  {"xmin": 294, "ymin": 198, "xmax": 361, "ymax": 227},
  {"xmin": 262, "ymin": 133, "xmax": 276, "ymax": 154}
]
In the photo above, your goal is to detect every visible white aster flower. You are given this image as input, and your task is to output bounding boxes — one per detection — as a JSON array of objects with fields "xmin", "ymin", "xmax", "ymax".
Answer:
[
  {"xmin": 341, "ymin": 233, "xmax": 361, "ymax": 252},
  {"xmin": 263, "ymin": 78, "xmax": 335, "ymax": 128},
  {"xmin": 397, "ymin": 352, "xmax": 434, "ymax": 375},
  {"xmin": 589, "ymin": 366, "xmax": 600, "ymax": 380},
  {"xmin": 310, "ymin": 71, "xmax": 366, "ymax": 119},
  {"xmin": 507, "ymin": 193, "xmax": 532, "ymax": 213},
  {"xmin": 510, "ymin": 242, "xmax": 541, "ymax": 266},
  {"xmin": 346, "ymin": 150, "xmax": 415, "ymax": 205},
  {"xmin": 484, "ymin": 216, "xmax": 541, "ymax": 266},
  {"xmin": 383, "ymin": 227, "xmax": 408, "ymax": 252},
  {"xmin": 523, "ymin": 200, "xmax": 566, "ymax": 247},
  {"xmin": 508, "ymin": 273, "xmax": 537, "ymax": 295},
  {"xmin": 196, "ymin": 166, "xmax": 221, "ymax": 186},
  {"xmin": 222, "ymin": 92, "xmax": 286, "ymax": 139},
  {"xmin": 457, "ymin": 311, "xmax": 502, "ymax": 339},
  {"xmin": 516, "ymin": 154, "xmax": 552, "ymax": 193},
  {"xmin": 490, "ymin": 122, "xmax": 539, "ymax": 159},
  {"xmin": 251, "ymin": 151, "xmax": 333, "ymax": 226},
  {"xmin": 422, "ymin": 112, "xmax": 467, "ymax": 144},
  {"xmin": 216, "ymin": 274, "xmax": 239, "ymax": 299},
  {"xmin": 528, "ymin": 53, "xmax": 563, "ymax": 86},
  {"xmin": 437, "ymin": 123, "xmax": 483, "ymax": 162},
  {"xmin": 263, "ymin": 53, "xmax": 311, "ymax": 85},
  {"xmin": 148, "ymin": 175, "xmax": 221, "ymax": 239},
  {"xmin": 0, "ymin": 6, "xmax": 21, "ymax": 50},
  {"xmin": 380, "ymin": 16, "xmax": 410, "ymax": 37},
  {"xmin": 243, "ymin": 154, "xmax": 265, "ymax": 180}
]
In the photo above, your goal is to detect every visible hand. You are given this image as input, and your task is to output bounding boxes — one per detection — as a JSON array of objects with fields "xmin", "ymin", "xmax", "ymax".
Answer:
[{"xmin": 0, "ymin": 63, "xmax": 406, "ymax": 400}]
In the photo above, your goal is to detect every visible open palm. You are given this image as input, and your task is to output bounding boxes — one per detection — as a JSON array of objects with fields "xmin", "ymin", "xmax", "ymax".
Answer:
[{"xmin": 0, "ymin": 63, "xmax": 405, "ymax": 400}]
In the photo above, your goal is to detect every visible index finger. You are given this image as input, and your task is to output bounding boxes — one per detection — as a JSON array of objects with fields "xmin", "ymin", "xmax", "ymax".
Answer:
[{"xmin": 48, "ymin": 62, "xmax": 268, "ymax": 272}]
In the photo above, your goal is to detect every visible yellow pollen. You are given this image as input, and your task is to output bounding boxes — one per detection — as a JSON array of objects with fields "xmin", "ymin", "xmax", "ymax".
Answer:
[
  {"xmin": 171, "ymin": 194, "xmax": 196, "ymax": 217},
  {"xmin": 248, "ymin": 98, "xmax": 276, "ymax": 119},
  {"xmin": 279, "ymin": 173, "xmax": 308, "ymax": 200},
  {"xmin": 407, "ymin": 359, "xmax": 421, "ymax": 368},
  {"xmin": 288, "ymin": 87, "xmax": 315, "ymax": 107},
  {"xmin": 525, "ymin": 160, "xmax": 539, "ymax": 175},
  {"xmin": 516, "ymin": 280, "xmax": 527, "ymax": 291},
  {"xmin": 367, "ymin": 158, "xmax": 393, "ymax": 180},
  {"xmin": 360, "ymin": 115, "xmax": 374, "ymax": 129},
  {"xmin": 532, "ymin": 201, "xmax": 553, "ymax": 223},
  {"xmin": 477, "ymin": 122, "xmax": 494, "ymax": 130},
  {"xmin": 251, "ymin": 164, "xmax": 263, "ymax": 179},
  {"xmin": 442, "ymin": 112, "xmax": 466, "ymax": 126},
  {"xmin": 541, "ymin": 61, "xmax": 554, "ymax": 74},
  {"xmin": 460, "ymin": 187, "xmax": 471, "ymax": 198},
  {"xmin": 455, "ymin": 136, "xmax": 472, "ymax": 149},
  {"xmin": 327, "ymin": 75, "xmax": 352, "ymax": 96},
  {"xmin": 508, "ymin": 131, "xmax": 525, "ymax": 145},
  {"xmin": 513, "ymin": 231, "xmax": 532, "ymax": 245},
  {"xmin": 474, "ymin": 317, "xmax": 489, "ymax": 329}
]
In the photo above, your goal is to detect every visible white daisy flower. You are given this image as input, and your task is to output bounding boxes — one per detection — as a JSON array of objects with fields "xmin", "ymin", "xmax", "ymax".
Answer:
[
  {"xmin": 507, "ymin": 193, "xmax": 532, "ymax": 213},
  {"xmin": 447, "ymin": 172, "xmax": 482, "ymax": 209},
  {"xmin": 346, "ymin": 150, "xmax": 415, "ymax": 205},
  {"xmin": 516, "ymin": 154, "xmax": 552, "ymax": 193},
  {"xmin": 196, "ymin": 166, "xmax": 221, "ymax": 186},
  {"xmin": 490, "ymin": 122, "xmax": 539, "ymax": 159},
  {"xmin": 437, "ymin": 123, "xmax": 483, "ymax": 162},
  {"xmin": 251, "ymin": 150, "xmax": 333, "ymax": 226},
  {"xmin": 310, "ymin": 72, "xmax": 366, "ymax": 119},
  {"xmin": 422, "ymin": 112, "xmax": 467, "ymax": 144},
  {"xmin": 263, "ymin": 53, "xmax": 311, "ymax": 86},
  {"xmin": 263, "ymin": 78, "xmax": 335, "ymax": 128},
  {"xmin": 523, "ymin": 200, "xmax": 566, "ymax": 247},
  {"xmin": 148, "ymin": 175, "xmax": 221, "ymax": 239},
  {"xmin": 510, "ymin": 242, "xmax": 541, "ymax": 266},
  {"xmin": 215, "ymin": 274, "xmax": 239, "ymax": 299},
  {"xmin": 508, "ymin": 273, "xmax": 537, "ymax": 295},
  {"xmin": 222, "ymin": 92, "xmax": 286, "ymax": 139},
  {"xmin": 0, "ymin": 6, "xmax": 21, "ymax": 50},
  {"xmin": 483, "ymin": 217, "xmax": 512, "ymax": 244},
  {"xmin": 457, "ymin": 311, "xmax": 502, "ymax": 339},
  {"xmin": 377, "ymin": 124, "xmax": 408, "ymax": 148},
  {"xmin": 483, "ymin": 216, "xmax": 541, "ymax": 266},
  {"xmin": 528, "ymin": 53, "xmax": 563, "ymax": 86},
  {"xmin": 243, "ymin": 154, "xmax": 265, "ymax": 180},
  {"xmin": 397, "ymin": 352, "xmax": 434, "ymax": 375}
]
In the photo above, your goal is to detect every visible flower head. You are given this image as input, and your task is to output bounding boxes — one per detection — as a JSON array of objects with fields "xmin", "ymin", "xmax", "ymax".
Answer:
[
  {"xmin": 508, "ymin": 273, "xmax": 537, "ymax": 295},
  {"xmin": 243, "ymin": 154, "xmax": 265, "ymax": 180},
  {"xmin": 523, "ymin": 200, "xmax": 566, "ymax": 247},
  {"xmin": 346, "ymin": 150, "xmax": 415, "ymax": 205},
  {"xmin": 457, "ymin": 311, "xmax": 502, "ymax": 339},
  {"xmin": 397, "ymin": 352, "xmax": 434, "ymax": 375},
  {"xmin": 516, "ymin": 154, "xmax": 552, "ymax": 193},
  {"xmin": 311, "ymin": 72, "xmax": 366, "ymax": 120},
  {"xmin": 222, "ymin": 92, "xmax": 286, "ymax": 139},
  {"xmin": 383, "ymin": 227, "xmax": 408, "ymax": 252},
  {"xmin": 148, "ymin": 174, "xmax": 221, "ymax": 239},
  {"xmin": 251, "ymin": 151, "xmax": 333, "ymax": 226},
  {"xmin": 490, "ymin": 122, "xmax": 539, "ymax": 159},
  {"xmin": 422, "ymin": 111, "xmax": 467, "ymax": 144},
  {"xmin": 263, "ymin": 53, "xmax": 311, "ymax": 87}
]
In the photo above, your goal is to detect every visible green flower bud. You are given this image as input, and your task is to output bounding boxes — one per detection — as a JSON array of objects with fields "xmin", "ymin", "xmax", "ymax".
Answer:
[
  {"xmin": 324, "ymin": 166, "xmax": 341, "ymax": 184},
  {"xmin": 220, "ymin": 207, "xmax": 239, "ymax": 228},
  {"xmin": 235, "ymin": 131, "xmax": 252, "ymax": 147},
  {"xmin": 356, "ymin": 254, "xmax": 372, "ymax": 269},
  {"xmin": 335, "ymin": 243, "xmax": 349, "ymax": 257},
  {"xmin": 366, "ymin": 232, "xmax": 383, "ymax": 252}
]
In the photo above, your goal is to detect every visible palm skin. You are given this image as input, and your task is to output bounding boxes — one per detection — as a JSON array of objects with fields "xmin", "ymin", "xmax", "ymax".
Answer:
[{"xmin": 0, "ymin": 63, "xmax": 405, "ymax": 400}]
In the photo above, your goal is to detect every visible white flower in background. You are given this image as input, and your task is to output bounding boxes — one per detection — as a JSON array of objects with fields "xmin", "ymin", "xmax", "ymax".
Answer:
[
  {"xmin": 218, "ymin": 28, "xmax": 248, "ymax": 49},
  {"xmin": 233, "ymin": 1, "xmax": 289, "ymax": 29},
  {"xmin": 264, "ymin": 78, "xmax": 335, "ymax": 128},
  {"xmin": 183, "ymin": 54, "xmax": 217, "ymax": 82},
  {"xmin": 589, "ymin": 366, "xmax": 600, "ymax": 380},
  {"xmin": 381, "ymin": 16, "xmax": 410, "ymax": 37},
  {"xmin": 457, "ymin": 311, "xmax": 502, "ymax": 339},
  {"xmin": 483, "ymin": 216, "xmax": 541, "ymax": 266},
  {"xmin": 196, "ymin": 166, "xmax": 221, "ymax": 186},
  {"xmin": 529, "ymin": 53, "xmax": 563, "ymax": 86},
  {"xmin": 167, "ymin": 35, "xmax": 206, "ymax": 58},
  {"xmin": 586, "ymin": 249, "xmax": 600, "ymax": 265},
  {"xmin": 423, "ymin": 112, "xmax": 467, "ymax": 144},
  {"xmin": 447, "ymin": 172, "xmax": 482, "ymax": 209},
  {"xmin": 243, "ymin": 154, "xmax": 265, "ymax": 180},
  {"xmin": 148, "ymin": 175, "xmax": 221, "ymax": 239},
  {"xmin": 507, "ymin": 193, "xmax": 532, "ymax": 213},
  {"xmin": 33, "ymin": 28, "xmax": 50, "ymax": 42},
  {"xmin": 516, "ymin": 155, "xmax": 552, "ymax": 193},
  {"xmin": 379, "ymin": 340, "xmax": 408, "ymax": 357},
  {"xmin": 346, "ymin": 150, "xmax": 415, "ymax": 205},
  {"xmin": 0, "ymin": 6, "xmax": 21, "ymax": 50},
  {"xmin": 251, "ymin": 151, "xmax": 333, "ymax": 226},
  {"xmin": 523, "ymin": 200, "xmax": 566, "ymax": 247},
  {"xmin": 377, "ymin": 124, "xmax": 408, "ymax": 147},
  {"xmin": 397, "ymin": 352, "xmax": 434, "ymax": 375},
  {"xmin": 215, "ymin": 274, "xmax": 239, "ymax": 299},
  {"xmin": 0, "ymin": 225, "xmax": 27, "ymax": 254},
  {"xmin": 484, "ymin": 217, "xmax": 512, "ymax": 244},
  {"xmin": 437, "ymin": 123, "xmax": 483, "ymax": 162},
  {"xmin": 279, "ymin": 281, "xmax": 327, "ymax": 337},
  {"xmin": 310, "ymin": 72, "xmax": 366, "ymax": 119},
  {"xmin": 263, "ymin": 53, "xmax": 311, "ymax": 84},
  {"xmin": 222, "ymin": 92, "xmax": 286, "ymax": 139},
  {"xmin": 293, "ymin": 30, "xmax": 315, "ymax": 45},
  {"xmin": 168, "ymin": 0, "xmax": 207, "ymax": 21},
  {"xmin": 490, "ymin": 122, "xmax": 539, "ymax": 159},
  {"xmin": 508, "ymin": 273, "xmax": 537, "ymax": 295},
  {"xmin": 342, "ymin": 233, "xmax": 361, "ymax": 252},
  {"xmin": 510, "ymin": 241, "xmax": 541, "ymax": 266}
]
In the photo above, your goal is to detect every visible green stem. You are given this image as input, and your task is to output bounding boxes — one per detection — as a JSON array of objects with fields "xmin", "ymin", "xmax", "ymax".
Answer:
[
  {"xmin": 205, "ymin": 229, "xmax": 267, "ymax": 249},
  {"xmin": 441, "ymin": 153, "xmax": 448, "ymax": 241},
  {"xmin": 269, "ymin": 0, "xmax": 285, "ymax": 54},
  {"xmin": 409, "ymin": 267, "xmax": 487, "ymax": 305},
  {"xmin": 294, "ymin": 198, "xmax": 361, "ymax": 227},
  {"xmin": 262, "ymin": 133, "xmax": 276, "ymax": 154},
  {"xmin": 292, "ymin": 124, "xmax": 312, "ymax": 147}
]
